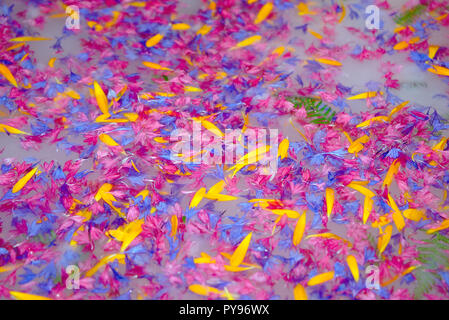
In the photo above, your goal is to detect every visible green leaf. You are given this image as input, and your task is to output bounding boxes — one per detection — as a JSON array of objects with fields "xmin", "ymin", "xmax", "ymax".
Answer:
[
  {"xmin": 417, "ymin": 232, "xmax": 449, "ymax": 269},
  {"xmin": 414, "ymin": 269, "xmax": 437, "ymax": 299},
  {"xmin": 434, "ymin": 232, "xmax": 449, "ymax": 245},
  {"xmin": 393, "ymin": 4, "xmax": 427, "ymax": 26},
  {"xmin": 366, "ymin": 232, "xmax": 377, "ymax": 248},
  {"xmin": 287, "ymin": 96, "xmax": 337, "ymax": 124}
]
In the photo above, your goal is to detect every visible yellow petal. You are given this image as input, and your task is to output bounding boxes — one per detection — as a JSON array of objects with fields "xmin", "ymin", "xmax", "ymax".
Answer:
[
  {"xmin": 154, "ymin": 92, "xmax": 175, "ymax": 97},
  {"xmin": 136, "ymin": 189, "xmax": 149, "ymax": 200},
  {"xmin": 297, "ymin": 3, "xmax": 308, "ymax": 14},
  {"xmin": 102, "ymin": 194, "xmax": 125, "ymax": 218},
  {"xmin": 235, "ymin": 145, "xmax": 270, "ymax": 165},
  {"xmin": 402, "ymin": 265, "xmax": 418, "ymax": 276},
  {"xmin": 307, "ymin": 28, "xmax": 322, "ymax": 39},
  {"xmin": 363, "ymin": 196, "xmax": 374, "ymax": 224},
  {"xmin": 338, "ymin": 1, "xmax": 346, "ymax": 23},
  {"xmin": 107, "ymin": 228, "xmax": 127, "ymax": 242},
  {"xmin": 5, "ymin": 43, "xmax": 25, "ymax": 51},
  {"xmin": 0, "ymin": 63, "xmax": 18, "ymax": 87},
  {"xmin": 408, "ymin": 36, "xmax": 420, "ymax": 44},
  {"xmin": 224, "ymin": 265, "xmax": 255, "ymax": 272},
  {"xmin": 153, "ymin": 136, "xmax": 168, "ymax": 143},
  {"xmin": 315, "ymin": 57, "xmax": 342, "ymax": 66},
  {"xmin": 129, "ymin": 1, "xmax": 146, "ymax": 7},
  {"xmin": 197, "ymin": 118, "xmax": 224, "ymax": 137},
  {"xmin": 298, "ymin": 3, "xmax": 317, "ymax": 15},
  {"xmin": 306, "ymin": 233, "xmax": 351, "ymax": 246},
  {"xmin": 392, "ymin": 209, "xmax": 405, "ymax": 231},
  {"xmin": 104, "ymin": 11, "xmax": 120, "ymax": 28},
  {"xmin": 347, "ymin": 135, "xmax": 369, "ymax": 155},
  {"xmin": 194, "ymin": 252, "xmax": 215, "ymax": 264},
  {"xmin": 428, "ymin": 65, "xmax": 449, "ymax": 77},
  {"xmin": 65, "ymin": 89, "xmax": 81, "ymax": 100},
  {"xmin": 48, "ymin": 57, "xmax": 56, "ymax": 68},
  {"xmin": 348, "ymin": 182, "xmax": 376, "ymax": 198},
  {"xmin": 189, "ymin": 187, "xmax": 206, "ymax": 208},
  {"xmin": 387, "ymin": 193, "xmax": 400, "ymax": 213},
  {"xmin": 172, "ymin": 23, "xmax": 190, "ymax": 30},
  {"xmin": 325, "ymin": 188, "xmax": 334, "ymax": 217},
  {"xmin": 85, "ymin": 253, "xmax": 126, "ymax": 277},
  {"xmin": 197, "ymin": 25, "xmax": 212, "ymax": 36},
  {"xmin": 0, "ymin": 263, "xmax": 23, "ymax": 273},
  {"xmin": 93, "ymin": 81, "xmax": 109, "ymax": 115},
  {"xmin": 226, "ymin": 145, "xmax": 271, "ymax": 176},
  {"xmin": 435, "ymin": 13, "xmax": 448, "ymax": 21},
  {"xmin": 307, "ymin": 271, "xmax": 335, "ymax": 286},
  {"xmin": 233, "ymin": 35, "xmax": 262, "ymax": 49},
  {"xmin": 278, "ymin": 138, "xmax": 289, "ymax": 159},
  {"xmin": 95, "ymin": 113, "xmax": 111, "ymax": 122},
  {"xmin": 142, "ymin": 61, "xmax": 172, "ymax": 71},
  {"xmin": 289, "ymin": 117, "xmax": 310, "ymax": 143},
  {"xmin": 293, "ymin": 283, "xmax": 308, "ymax": 300},
  {"xmin": 371, "ymin": 214, "xmax": 392, "ymax": 229},
  {"xmin": 394, "ymin": 26, "xmax": 414, "ymax": 33},
  {"xmin": 207, "ymin": 180, "xmax": 225, "ymax": 195},
  {"xmin": 394, "ymin": 41, "xmax": 409, "ymax": 50},
  {"xmin": 356, "ymin": 116, "xmax": 389, "ymax": 128},
  {"xmin": 184, "ymin": 86, "xmax": 203, "ymax": 92},
  {"xmin": 356, "ymin": 134, "xmax": 370, "ymax": 143},
  {"xmin": 382, "ymin": 159, "xmax": 400, "ymax": 187},
  {"xmin": 342, "ymin": 131, "xmax": 353, "ymax": 144},
  {"xmin": 428, "ymin": 45, "xmax": 439, "ymax": 59},
  {"xmin": 95, "ymin": 183, "xmax": 113, "ymax": 201},
  {"xmin": 19, "ymin": 52, "xmax": 29, "ymax": 64},
  {"xmin": 230, "ymin": 232, "xmax": 252, "ymax": 267},
  {"xmin": 378, "ymin": 225, "xmax": 393, "ymax": 254},
  {"xmin": 270, "ymin": 209, "xmax": 300, "ymax": 219},
  {"xmin": 346, "ymin": 255, "xmax": 359, "ymax": 282},
  {"xmin": 99, "ymin": 133, "xmax": 120, "ymax": 147},
  {"xmin": 272, "ymin": 46, "xmax": 285, "ymax": 56},
  {"xmin": 220, "ymin": 252, "xmax": 232, "ymax": 260},
  {"xmin": 120, "ymin": 220, "xmax": 144, "ymax": 252},
  {"xmin": 140, "ymin": 93, "xmax": 154, "ymax": 100},
  {"xmin": 346, "ymin": 91, "xmax": 379, "ymax": 100},
  {"xmin": 293, "ymin": 211, "xmax": 306, "ymax": 246},
  {"xmin": 254, "ymin": 2, "xmax": 273, "ymax": 24},
  {"xmin": 0, "ymin": 124, "xmax": 30, "ymax": 135},
  {"xmin": 271, "ymin": 215, "xmax": 283, "ymax": 234},
  {"xmin": 432, "ymin": 136, "xmax": 448, "ymax": 151},
  {"xmin": 170, "ymin": 214, "xmax": 178, "ymax": 237},
  {"xmin": 189, "ymin": 284, "xmax": 224, "ymax": 297},
  {"xmin": 203, "ymin": 193, "xmax": 238, "ymax": 201},
  {"xmin": 248, "ymin": 198, "xmax": 278, "ymax": 204},
  {"xmin": 146, "ymin": 33, "xmax": 163, "ymax": 47},
  {"xmin": 130, "ymin": 159, "xmax": 140, "ymax": 173},
  {"xmin": 10, "ymin": 291, "xmax": 52, "ymax": 300},
  {"xmin": 9, "ymin": 36, "xmax": 52, "ymax": 42},
  {"xmin": 220, "ymin": 252, "xmax": 260, "ymax": 269},
  {"xmin": 427, "ymin": 219, "xmax": 449, "ymax": 234},
  {"xmin": 388, "ymin": 193, "xmax": 405, "ymax": 231},
  {"xmin": 403, "ymin": 208, "xmax": 426, "ymax": 221},
  {"xmin": 12, "ymin": 167, "xmax": 38, "ymax": 193},
  {"xmin": 388, "ymin": 101, "xmax": 409, "ymax": 120}
]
